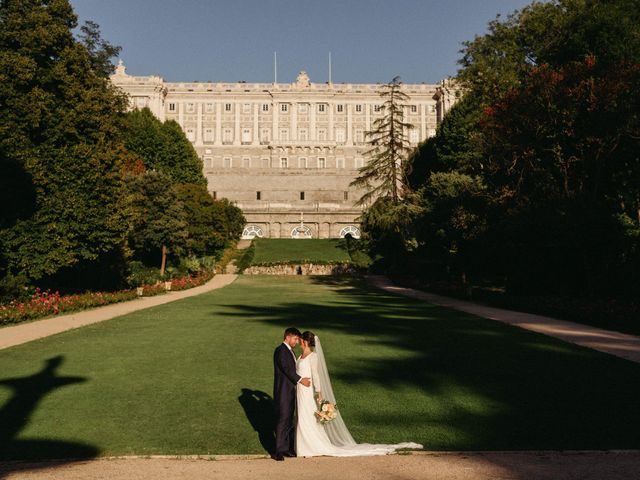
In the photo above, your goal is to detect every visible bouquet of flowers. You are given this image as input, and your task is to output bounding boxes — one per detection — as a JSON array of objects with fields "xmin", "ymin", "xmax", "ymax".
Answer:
[{"xmin": 315, "ymin": 399, "xmax": 338, "ymax": 424}]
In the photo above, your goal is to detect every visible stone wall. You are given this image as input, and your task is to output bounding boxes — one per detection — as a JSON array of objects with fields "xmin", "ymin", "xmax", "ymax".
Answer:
[{"xmin": 243, "ymin": 263, "xmax": 357, "ymax": 275}]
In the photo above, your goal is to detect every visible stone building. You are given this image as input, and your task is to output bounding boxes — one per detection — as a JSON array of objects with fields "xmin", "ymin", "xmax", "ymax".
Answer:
[{"xmin": 110, "ymin": 62, "xmax": 458, "ymax": 239}]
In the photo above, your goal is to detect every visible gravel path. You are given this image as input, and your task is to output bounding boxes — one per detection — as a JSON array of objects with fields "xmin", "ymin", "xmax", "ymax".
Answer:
[
  {"xmin": 2, "ymin": 451, "xmax": 639, "ymax": 480},
  {"xmin": 367, "ymin": 275, "xmax": 640, "ymax": 364}
]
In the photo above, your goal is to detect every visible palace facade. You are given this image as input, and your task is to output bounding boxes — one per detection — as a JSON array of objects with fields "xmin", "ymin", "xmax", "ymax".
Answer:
[{"xmin": 110, "ymin": 62, "xmax": 458, "ymax": 239}]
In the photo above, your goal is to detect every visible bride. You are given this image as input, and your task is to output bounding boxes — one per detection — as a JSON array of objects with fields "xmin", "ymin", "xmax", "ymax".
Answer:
[{"xmin": 295, "ymin": 330, "xmax": 422, "ymax": 457}]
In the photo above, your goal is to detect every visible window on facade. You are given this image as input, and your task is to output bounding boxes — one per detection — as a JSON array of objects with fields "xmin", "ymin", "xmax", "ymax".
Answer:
[
  {"xmin": 225, "ymin": 103, "xmax": 232, "ymax": 112},
  {"xmin": 186, "ymin": 103, "xmax": 195, "ymax": 113},
  {"xmin": 298, "ymin": 128, "xmax": 308, "ymax": 141},
  {"xmin": 204, "ymin": 157, "xmax": 212, "ymax": 168},
  {"xmin": 355, "ymin": 104, "xmax": 362, "ymax": 113},
  {"xmin": 336, "ymin": 104, "xmax": 344, "ymax": 113},
  {"xmin": 168, "ymin": 103, "xmax": 176, "ymax": 112},
  {"xmin": 355, "ymin": 129, "xmax": 364, "ymax": 144},
  {"xmin": 410, "ymin": 130, "xmax": 419, "ymax": 144},
  {"xmin": 355, "ymin": 158, "xmax": 364, "ymax": 169},
  {"xmin": 243, "ymin": 157, "xmax": 251, "ymax": 168},
  {"xmin": 300, "ymin": 191, "xmax": 305, "ymax": 200},
  {"xmin": 298, "ymin": 104, "xmax": 308, "ymax": 113},
  {"xmin": 256, "ymin": 191, "xmax": 261, "ymax": 200},
  {"xmin": 280, "ymin": 157, "xmax": 288, "ymax": 168},
  {"xmin": 335, "ymin": 128, "xmax": 346, "ymax": 143},
  {"xmin": 344, "ymin": 191, "xmax": 349, "ymax": 201},
  {"xmin": 280, "ymin": 103, "xmax": 288, "ymax": 112},
  {"xmin": 373, "ymin": 105, "xmax": 382, "ymax": 112},
  {"xmin": 262, "ymin": 104, "xmax": 270, "ymax": 112},
  {"xmin": 299, "ymin": 157, "xmax": 307, "ymax": 169},
  {"xmin": 212, "ymin": 191, "xmax": 217, "ymax": 200},
  {"xmin": 223, "ymin": 157, "xmax": 232, "ymax": 168},
  {"xmin": 204, "ymin": 128, "xmax": 214, "ymax": 142},
  {"xmin": 261, "ymin": 158, "xmax": 270, "ymax": 168},
  {"xmin": 242, "ymin": 128, "xmax": 252, "ymax": 144},
  {"xmin": 318, "ymin": 157, "xmax": 326, "ymax": 169},
  {"xmin": 430, "ymin": 105, "xmax": 436, "ymax": 113},
  {"xmin": 336, "ymin": 158, "xmax": 345, "ymax": 169},
  {"xmin": 186, "ymin": 128, "xmax": 195, "ymax": 142},
  {"xmin": 243, "ymin": 103, "xmax": 251, "ymax": 113},
  {"xmin": 317, "ymin": 128, "xmax": 327, "ymax": 141},
  {"xmin": 260, "ymin": 128, "xmax": 271, "ymax": 143},
  {"xmin": 318, "ymin": 104, "xmax": 326, "ymax": 113},
  {"xmin": 205, "ymin": 103, "xmax": 214, "ymax": 112},
  {"xmin": 411, "ymin": 105, "xmax": 418, "ymax": 113},
  {"xmin": 223, "ymin": 128, "xmax": 233, "ymax": 144},
  {"xmin": 279, "ymin": 128, "xmax": 289, "ymax": 141}
]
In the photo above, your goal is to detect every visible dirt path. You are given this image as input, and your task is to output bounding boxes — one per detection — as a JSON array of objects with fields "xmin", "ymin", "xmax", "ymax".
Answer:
[
  {"xmin": 367, "ymin": 275, "xmax": 640, "ymax": 364},
  {"xmin": 0, "ymin": 274, "xmax": 237, "ymax": 351},
  {"xmin": 2, "ymin": 451, "xmax": 639, "ymax": 480}
]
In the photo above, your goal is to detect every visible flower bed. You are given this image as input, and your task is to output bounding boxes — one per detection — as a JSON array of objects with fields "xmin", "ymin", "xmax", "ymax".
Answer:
[{"xmin": 0, "ymin": 271, "xmax": 216, "ymax": 327}]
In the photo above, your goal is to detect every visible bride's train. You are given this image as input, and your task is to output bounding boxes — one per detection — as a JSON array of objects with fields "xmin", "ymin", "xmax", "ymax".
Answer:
[{"xmin": 295, "ymin": 335, "xmax": 423, "ymax": 457}]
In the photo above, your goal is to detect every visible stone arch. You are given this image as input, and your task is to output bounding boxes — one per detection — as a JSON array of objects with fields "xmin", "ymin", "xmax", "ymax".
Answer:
[
  {"xmin": 291, "ymin": 225, "xmax": 313, "ymax": 239},
  {"xmin": 241, "ymin": 225, "xmax": 265, "ymax": 240},
  {"xmin": 339, "ymin": 225, "xmax": 361, "ymax": 239}
]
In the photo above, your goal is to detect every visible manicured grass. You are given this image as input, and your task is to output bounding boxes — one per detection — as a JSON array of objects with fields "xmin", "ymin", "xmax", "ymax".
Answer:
[
  {"xmin": 251, "ymin": 238, "xmax": 352, "ymax": 265},
  {"xmin": 1, "ymin": 276, "xmax": 640, "ymax": 461}
]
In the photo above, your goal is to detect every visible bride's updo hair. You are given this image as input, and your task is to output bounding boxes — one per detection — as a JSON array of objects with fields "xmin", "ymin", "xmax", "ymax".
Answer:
[{"xmin": 301, "ymin": 331, "xmax": 315, "ymax": 347}]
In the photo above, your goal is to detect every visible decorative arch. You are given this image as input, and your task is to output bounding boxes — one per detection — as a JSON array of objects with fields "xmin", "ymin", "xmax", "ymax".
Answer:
[
  {"xmin": 291, "ymin": 225, "xmax": 313, "ymax": 239},
  {"xmin": 339, "ymin": 225, "xmax": 361, "ymax": 239},
  {"xmin": 241, "ymin": 225, "xmax": 264, "ymax": 240}
]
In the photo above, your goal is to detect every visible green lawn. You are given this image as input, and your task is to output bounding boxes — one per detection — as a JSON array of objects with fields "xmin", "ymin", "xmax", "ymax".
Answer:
[
  {"xmin": 250, "ymin": 238, "xmax": 352, "ymax": 265},
  {"xmin": 1, "ymin": 276, "xmax": 640, "ymax": 461}
]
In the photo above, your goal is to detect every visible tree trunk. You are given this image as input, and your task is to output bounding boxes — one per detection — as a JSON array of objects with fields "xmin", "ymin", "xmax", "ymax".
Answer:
[{"xmin": 160, "ymin": 244, "xmax": 167, "ymax": 277}]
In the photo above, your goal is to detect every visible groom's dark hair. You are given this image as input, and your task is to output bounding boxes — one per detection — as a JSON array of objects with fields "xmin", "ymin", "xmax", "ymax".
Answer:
[{"xmin": 283, "ymin": 327, "xmax": 302, "ymax": 339}]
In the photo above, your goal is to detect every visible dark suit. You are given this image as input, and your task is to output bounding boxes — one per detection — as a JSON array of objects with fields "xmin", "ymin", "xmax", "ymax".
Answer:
[{"xmin": 273, "ymin": 343, "xmax": 300, "ymax": 456}]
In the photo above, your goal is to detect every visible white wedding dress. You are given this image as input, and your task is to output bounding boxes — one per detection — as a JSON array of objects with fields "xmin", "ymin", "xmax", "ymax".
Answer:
[{"xmin": 295, "ymin": 336, "xmax": 422, "ymax": 457}]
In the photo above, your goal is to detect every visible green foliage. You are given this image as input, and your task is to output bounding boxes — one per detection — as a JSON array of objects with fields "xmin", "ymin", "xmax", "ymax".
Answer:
[
  {"xmin": 398, "ymin": 0, "xmax": 640, "ymax": 299},
  {"xmin": 174, "ymin": 183, "xmax": 227, "ymax": 257},
  {"xmin": 121, "ymin": 109, "xmax": 206, "ymax": 186},
  {"xmin": 125, "ymin": 171, "xmax": 188, "ymax": 266},
  {"xmin": 0, "ymin": 0, "xmax": 129, "ymax": 291},
  {"xmin": 77, "ymin": 20, "xmax": 121, "ymax": 78},
  {"xmin": 220, "ymin": 198, "xmax": 246, "ymax": 241}
]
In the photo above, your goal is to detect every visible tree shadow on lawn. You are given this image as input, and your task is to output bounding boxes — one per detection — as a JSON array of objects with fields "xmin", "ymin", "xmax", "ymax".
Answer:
[
  {"xmin": 238, "ymin": 389, "xmax": 276, "ymax": 456},
  {"xmin": 227, "ymin": 276, "xmax": 640, "ymax": 452},
  {"xmin": 0, "ymin": 356, "xmax": 98, "ymax": 478}
]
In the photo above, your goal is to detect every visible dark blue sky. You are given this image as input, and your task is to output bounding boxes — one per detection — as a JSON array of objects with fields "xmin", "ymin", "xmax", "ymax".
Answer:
[{"xmin": 71, "ymin": 0, "xmax": 535, "ymax": 84}]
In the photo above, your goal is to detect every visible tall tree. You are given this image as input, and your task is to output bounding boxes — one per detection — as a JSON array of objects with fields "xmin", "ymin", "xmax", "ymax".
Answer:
[
  {"xmin": 0, "ymin": 0, "xmax": 129, "ymax": 291},
  {"xmin": 351, "ymin": 76, "xmax": 414, "ymax": 206},
  {"xmin": 125, "ymin": 172, "xmax": 188, "ymax": 275},
  {"xmin": 77, "ymin": 20, "xmax": 121, "ymax": 78}
]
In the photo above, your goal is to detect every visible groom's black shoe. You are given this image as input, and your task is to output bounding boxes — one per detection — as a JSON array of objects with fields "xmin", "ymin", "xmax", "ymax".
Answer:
[
  {"xmin": 273, "ymin": 454, "xmax": 285, "ymax": 461},
  {"xmin": 283, "ymin": 452, "xmax": 296, "ymax": 457}
]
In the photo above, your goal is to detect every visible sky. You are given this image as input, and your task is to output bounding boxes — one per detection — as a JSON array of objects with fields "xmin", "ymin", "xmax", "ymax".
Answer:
[{"xmin": 71, "ymin": 0, "xmax": 535, "ymax": 85}]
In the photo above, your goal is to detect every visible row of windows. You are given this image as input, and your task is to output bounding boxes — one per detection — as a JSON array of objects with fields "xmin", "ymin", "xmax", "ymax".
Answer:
[
  {"xmin": 168, "ymin": 102, "xmax": 436, "ymax": 114},
  {"xmin": 251, "ymin": 191, "xmax": 349, "ymax": 201},
  {"xmin": 203, "ymin": 156, "xmax": 365, "ymax": 169},
  {"xmin": 185, "ymin": 127, "xmax": 421, "ymax": 144},
  {"xmin": 211, "ymin": 190, "xmax": 348, "ymax": 201}
]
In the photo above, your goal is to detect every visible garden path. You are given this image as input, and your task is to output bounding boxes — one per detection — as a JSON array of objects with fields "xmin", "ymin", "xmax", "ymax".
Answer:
[
  {"xmin": 2, "ymin": 451, "xmax": 639, "ymax": 480},
  {"xmin": 0, "ymin": 274, "xmax": 237, "ymax": 351},
  {"xmin": 368, "ymin": 275, "xmax": 640, "ymax": 364}
]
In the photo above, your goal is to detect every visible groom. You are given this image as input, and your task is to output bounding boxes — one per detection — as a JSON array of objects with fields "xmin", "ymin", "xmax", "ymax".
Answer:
[{"xmin": 273, "ymin": 327, "xmax": 310, "ymax": 461}]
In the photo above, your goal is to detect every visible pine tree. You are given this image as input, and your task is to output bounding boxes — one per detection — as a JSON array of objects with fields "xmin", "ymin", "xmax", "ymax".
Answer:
[{"xmin": 350, "ymin": 76, "xmax": 414, "ymax": 206}]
